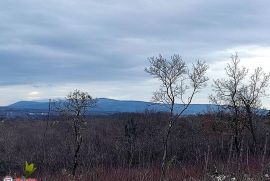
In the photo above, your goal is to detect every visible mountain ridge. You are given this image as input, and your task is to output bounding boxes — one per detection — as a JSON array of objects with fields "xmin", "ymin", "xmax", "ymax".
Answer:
[{"xmin": 7, "ymin": 98, "xmax": 217, "ymax": 115}]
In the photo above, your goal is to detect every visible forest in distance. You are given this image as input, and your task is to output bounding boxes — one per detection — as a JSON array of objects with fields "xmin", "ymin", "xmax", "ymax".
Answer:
[{"xmin": 1, "ymin": 54, "xmax": 270, "ymax": 181}]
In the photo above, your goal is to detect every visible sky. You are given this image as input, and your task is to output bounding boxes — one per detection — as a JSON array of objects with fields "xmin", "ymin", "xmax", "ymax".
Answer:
[{"xmin": 1, "ymin": 0, "xmax": 270, "ymax": 107}]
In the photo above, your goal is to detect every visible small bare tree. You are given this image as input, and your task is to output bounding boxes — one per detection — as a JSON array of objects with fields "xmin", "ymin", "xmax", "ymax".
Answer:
[
  {"xmin": 239, "ymin": 67, "xmax": 270, "ymax": 147},
  {"xmin": 210, "ymin": 54, "xmax": 248, "ymax": 155},
  {"xmin": 145, "ymin": 54, "xmax": 208, "ymax": 181},
  {"xmin": 55, "ymin": 90, "xmax": 96, "ymax": 177}
]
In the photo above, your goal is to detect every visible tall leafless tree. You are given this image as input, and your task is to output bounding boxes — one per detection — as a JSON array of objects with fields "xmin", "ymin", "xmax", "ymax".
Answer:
[
  {"xmin": 210, "ymin": 53, "xmax": 270, "ymax": 153},
  {"xmin": 210, "ymin": 54, "xmax": 247, "ymax": 155},
  {"xmin": 55, "ymin": 90, "xmax": 96, "ymax": 177},
  {"xmin": 145, "ymin": 54, "xmax": 209, "ymax": 181}
]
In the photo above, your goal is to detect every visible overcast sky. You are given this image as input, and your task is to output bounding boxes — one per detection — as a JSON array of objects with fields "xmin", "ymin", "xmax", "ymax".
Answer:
[{"xmin": 1, "ymin": 0, "xmax": 270, "ymax": 107}]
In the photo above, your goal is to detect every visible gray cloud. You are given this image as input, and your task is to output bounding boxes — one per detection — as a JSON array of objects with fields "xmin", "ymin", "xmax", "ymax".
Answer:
[{"xmin": 0, "ymin": 0, "xmax": 270, "ymax": 104}]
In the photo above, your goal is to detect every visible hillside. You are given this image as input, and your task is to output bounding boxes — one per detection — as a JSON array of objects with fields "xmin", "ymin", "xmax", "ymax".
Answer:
[{"xmin": 8, "ymin": 98, "xmax": 217, "ymax": 115}]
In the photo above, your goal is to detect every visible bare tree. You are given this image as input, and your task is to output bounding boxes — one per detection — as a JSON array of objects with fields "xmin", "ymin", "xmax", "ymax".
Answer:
[
  {"xmin": 145, "ymin": 54, "xmax": 209, "ymax": 181},
  {"xmin": 55, "ymin": 90, "xmax": 96, "ymax": 177},
  {"xmin": 210, "ymin": 53, "xmax": 270, "ymax": 153},
  {"xmin": 239, "ymin": 67, "xmax": 270, "ymax": 147},
  {"xmin": 210, "ymin": 54, "xmax": 247, "ymax": 155}
]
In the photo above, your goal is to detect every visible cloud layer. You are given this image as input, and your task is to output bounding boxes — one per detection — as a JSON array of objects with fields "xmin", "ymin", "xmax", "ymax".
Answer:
[{"xmin": 1, "ymin": 0, "xmax": 270, "ymax": 106}]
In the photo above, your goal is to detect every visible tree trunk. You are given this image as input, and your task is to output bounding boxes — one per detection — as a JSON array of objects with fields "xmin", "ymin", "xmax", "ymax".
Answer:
[
  {"xmin": 72, "ymin": 119, "xmax": 82, "ymax": 177},
  {"xmin": 160, "ymin": 119, "xmax": 173, "ymax": 181},
  {"xmin": 72, "ymin": 135, "xmax": 82, "ymax": 176},
  {"xmin": 246, "ymin": 105, "xmax": 257, "ymax": 149}
]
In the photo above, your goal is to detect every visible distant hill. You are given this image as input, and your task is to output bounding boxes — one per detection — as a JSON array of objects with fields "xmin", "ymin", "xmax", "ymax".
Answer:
[
  {"xmin": 8, "ymin": 101, "xmax": 49, "ymax": 110},
  {"xmin": 7, "ymin": 98, "xmax": 218, "ymax": 115}
]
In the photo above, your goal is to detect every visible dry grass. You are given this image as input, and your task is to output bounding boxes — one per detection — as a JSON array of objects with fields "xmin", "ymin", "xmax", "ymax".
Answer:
[
  {"xmin": 36, "ymin": 162, "xmax": 268, "ymax": 181},
  {"xmin": 40, "ymin": 166, "xmax": 203, "ymax": 181}
]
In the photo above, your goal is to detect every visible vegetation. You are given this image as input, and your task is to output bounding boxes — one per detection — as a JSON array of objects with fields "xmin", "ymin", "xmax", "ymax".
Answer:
[
  {"xmin": 0, "ymin": 112, "xmax": 270, "ymax": 180},
  {"xmin": 24, "ymin": 161, "xmax": 37, "ymax": 178}
]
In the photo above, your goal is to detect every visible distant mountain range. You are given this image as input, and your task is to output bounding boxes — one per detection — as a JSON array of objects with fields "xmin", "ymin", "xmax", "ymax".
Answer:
[{"xmin": 6, "ymin": 98, "xmax": 218, "ymax": 115}]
